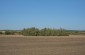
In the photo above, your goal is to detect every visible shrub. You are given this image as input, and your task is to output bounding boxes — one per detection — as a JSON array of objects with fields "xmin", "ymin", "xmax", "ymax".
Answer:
[
  {"xmin": 57, "ymin": 29, "xmax": 69, "ymax": 36},
  {"xmin": 5, "ymin": 31, "xmax": 16, "ymax": 35}
]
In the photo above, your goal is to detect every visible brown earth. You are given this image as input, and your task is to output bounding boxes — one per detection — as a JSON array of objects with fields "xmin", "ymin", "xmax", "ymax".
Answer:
[{"xmin": 0, "ymin": 35, "xmax": 85, "ymax": 55}]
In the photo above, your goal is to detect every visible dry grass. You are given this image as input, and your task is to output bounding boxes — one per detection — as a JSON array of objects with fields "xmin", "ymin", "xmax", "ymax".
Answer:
[{"xmin": 0, "ymin": 35, "xmax": 85, "ymax": 55}]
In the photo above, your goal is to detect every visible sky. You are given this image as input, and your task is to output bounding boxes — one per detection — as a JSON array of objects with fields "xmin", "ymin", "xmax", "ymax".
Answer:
[{"xmin": 0, "ymin": 0, "xmax": 85, "ymax": 30}]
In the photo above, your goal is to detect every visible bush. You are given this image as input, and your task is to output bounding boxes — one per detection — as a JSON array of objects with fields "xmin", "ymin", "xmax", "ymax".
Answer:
[
  {"xmin": 5, "ymin": 31, "xmax": 18, "ymax": 35},
  {"xmin": 57, "ymin": 29, "xmax": 69, "ymax": 36}
]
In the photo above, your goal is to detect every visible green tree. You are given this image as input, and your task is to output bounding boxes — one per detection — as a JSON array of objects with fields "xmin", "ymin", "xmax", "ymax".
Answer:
[{"xmin": 22, "ymin": 27, "xmax": 39, "ymax": 36}]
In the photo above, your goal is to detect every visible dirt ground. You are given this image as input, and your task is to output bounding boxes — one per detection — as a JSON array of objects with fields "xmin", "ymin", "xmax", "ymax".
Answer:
[{"xmin": 0, "ymin": 35, "xmax": 85, "ymax": 55}]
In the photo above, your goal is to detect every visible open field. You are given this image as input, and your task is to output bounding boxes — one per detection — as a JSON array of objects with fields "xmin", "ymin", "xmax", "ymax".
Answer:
[{"xmin": 0, "ymin": 35, "xmax": 85, "ymax": 55}]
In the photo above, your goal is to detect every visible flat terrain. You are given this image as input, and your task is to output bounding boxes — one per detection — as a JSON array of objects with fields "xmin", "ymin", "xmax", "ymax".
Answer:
[{"xmin": 0, "ymin": 35, "xmax": 85, "ymax": 55}]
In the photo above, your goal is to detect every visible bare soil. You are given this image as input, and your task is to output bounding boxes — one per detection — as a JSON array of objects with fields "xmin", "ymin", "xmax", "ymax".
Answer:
[{"xmin": 0, "ymin": 35, "xmax": 85, "ymax": 55}]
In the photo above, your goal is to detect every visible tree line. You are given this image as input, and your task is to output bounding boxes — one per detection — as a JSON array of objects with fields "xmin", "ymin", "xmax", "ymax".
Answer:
[
  {"xmin": 0, "ymin": 27, "xmax": 85, "ymax": 36},
  {"xmin": 21, "ymin": 27, "xmax": 69, "ymax": 36}
]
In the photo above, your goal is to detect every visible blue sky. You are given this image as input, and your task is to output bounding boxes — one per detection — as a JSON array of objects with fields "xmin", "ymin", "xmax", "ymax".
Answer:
[{"xmin": 0, "ymin": 0, "xmax": 85, "ymax": 30}]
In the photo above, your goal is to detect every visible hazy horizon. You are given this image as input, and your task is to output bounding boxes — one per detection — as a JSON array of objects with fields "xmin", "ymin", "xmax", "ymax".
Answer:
[{"xmin": 0, "ymin": 0, "xmax": 85, "ymax": 30}]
